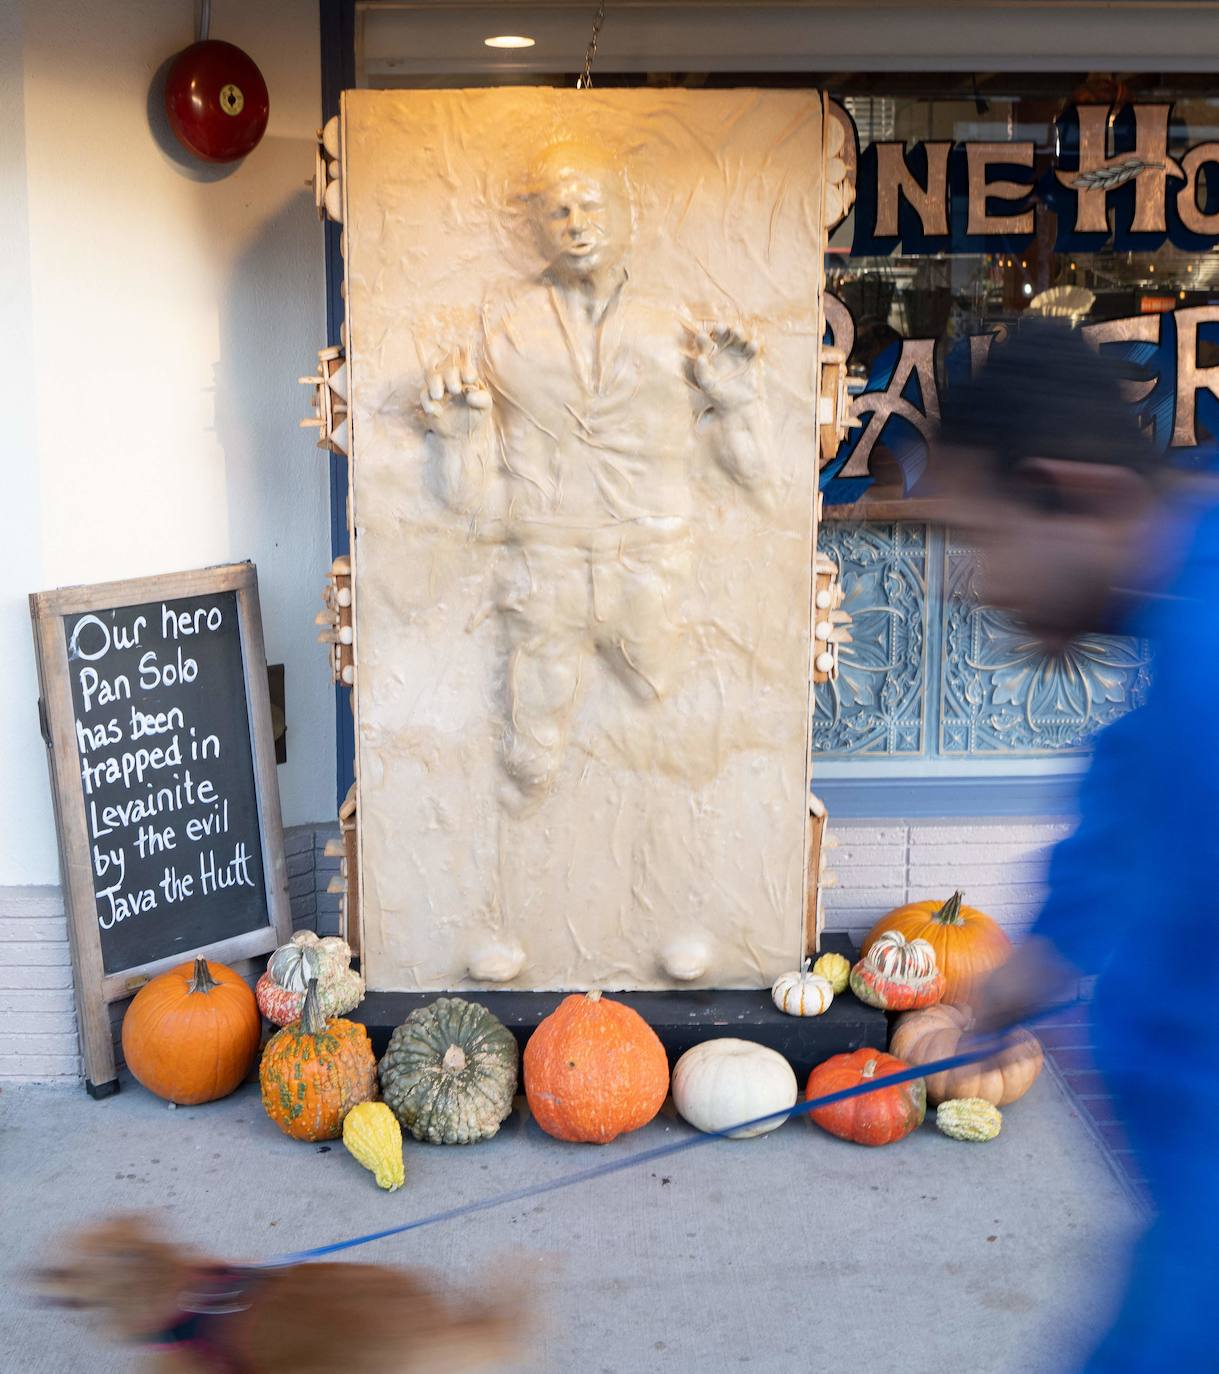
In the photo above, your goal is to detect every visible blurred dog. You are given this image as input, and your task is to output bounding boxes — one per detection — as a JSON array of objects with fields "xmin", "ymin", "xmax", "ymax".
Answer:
[{"xmin": 31, "ymin": 1214, "xmax": 526, "ymax": 1372}]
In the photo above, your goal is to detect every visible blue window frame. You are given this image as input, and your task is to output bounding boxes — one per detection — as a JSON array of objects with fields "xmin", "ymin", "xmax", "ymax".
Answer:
[{"xmin": 321, "ymin": 0, "xmax": 356, "ymax": 808}]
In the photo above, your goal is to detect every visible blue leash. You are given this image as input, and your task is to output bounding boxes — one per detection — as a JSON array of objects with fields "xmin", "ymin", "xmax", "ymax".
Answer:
[{"xmin": 258, "ymin": 1010, "xmax": 1067, "ymax": 1269}]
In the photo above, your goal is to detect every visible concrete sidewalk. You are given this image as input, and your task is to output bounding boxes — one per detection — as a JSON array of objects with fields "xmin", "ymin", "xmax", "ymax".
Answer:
[{"xmin": 0, "ymin": 1064, "xmax": 1142, "ymax": 1374}]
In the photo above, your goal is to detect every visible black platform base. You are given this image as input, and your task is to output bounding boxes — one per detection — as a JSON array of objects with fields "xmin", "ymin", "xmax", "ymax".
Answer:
[{"xmin": 352, "ymin": 933, "xmax": 885, "ymax": 1080}]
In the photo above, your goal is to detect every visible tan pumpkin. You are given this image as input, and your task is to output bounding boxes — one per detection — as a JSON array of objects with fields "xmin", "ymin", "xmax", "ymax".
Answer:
[{"xmin": 889, "ymin": 1002, "xmax": 1044, "ymax": 1107}]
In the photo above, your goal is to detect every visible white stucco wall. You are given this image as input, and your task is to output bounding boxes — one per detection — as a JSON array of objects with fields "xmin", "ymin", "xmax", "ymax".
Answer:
[{"xmin": 0, "ymin": 0, "xmax": 332, "ymax": 886}]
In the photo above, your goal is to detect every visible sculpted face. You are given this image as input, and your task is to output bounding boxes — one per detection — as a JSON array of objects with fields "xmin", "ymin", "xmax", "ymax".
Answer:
[{"xmin": 529, "ymin": 144, "xmax": 630, "ymax": 280}]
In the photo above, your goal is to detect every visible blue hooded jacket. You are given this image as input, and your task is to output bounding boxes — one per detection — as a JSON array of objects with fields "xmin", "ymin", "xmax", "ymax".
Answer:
[{"xmin": 1030, "ymin": 492, "xmax": 1219, "ymax": 1370}]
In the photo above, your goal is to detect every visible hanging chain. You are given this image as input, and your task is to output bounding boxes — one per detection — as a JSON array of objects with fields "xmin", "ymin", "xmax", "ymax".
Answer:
[{"xmin": 575, "ymin": 1, "xmax": 607, "ymax": 89}]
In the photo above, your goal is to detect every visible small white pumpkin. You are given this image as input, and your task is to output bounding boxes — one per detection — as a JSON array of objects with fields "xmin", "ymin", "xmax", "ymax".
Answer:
[
  {"xmin": 672, "ymin": 1039, "xmax": 798, "ymax": 1139},
  {"xmin": 771, "ymin": 960, "xmax": 835, "ymax": 1017}
]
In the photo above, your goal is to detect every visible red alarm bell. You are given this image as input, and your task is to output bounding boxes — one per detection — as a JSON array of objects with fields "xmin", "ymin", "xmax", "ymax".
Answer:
[{"xmin": 164, "ymin": 39, "xmax": 269, "ymax": 163}]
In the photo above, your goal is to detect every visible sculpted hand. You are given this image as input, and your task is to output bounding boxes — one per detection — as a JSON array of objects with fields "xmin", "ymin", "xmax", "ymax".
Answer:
[
  {"xmin": 692, "ymin": 323, "xmax": 761, "ymax": 414},
  {"xmin": 420, "ymin": 351, "xmax": 492, "ymax": 440}
]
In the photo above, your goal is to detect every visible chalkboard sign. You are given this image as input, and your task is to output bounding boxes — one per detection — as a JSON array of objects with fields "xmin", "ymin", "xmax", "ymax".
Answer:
[
  {"xmin": 64, "ymin": 590, "xmax": 271, "ymax": 974},
  {"xmin": 31, "ymin": 563, "xmax": 290, "ymax": 1095}
]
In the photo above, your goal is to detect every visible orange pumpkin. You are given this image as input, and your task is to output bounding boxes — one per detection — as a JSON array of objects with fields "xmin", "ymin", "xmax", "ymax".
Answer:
[
  {"xmin": 862, "ymin": 891, "xmax": 1012, "ymax": 1004},
  {"xmin": 524, "ymin": 991, "xmax": 669, "ymax": 1144},
  {"xmin": 889, "ymin": 1003, "xmax": 1044, "ymax": 1107},
  {"xmin": 259, "ymin": 979, "xmax": 378, "ymax": 1142},
  {"xmin": 121, "ymin": 957, "xmax": 260, "ymax": 1105},
  {"xmin": 806, "ymin": 1048, "xmax": 925, "ymax": 1147}
]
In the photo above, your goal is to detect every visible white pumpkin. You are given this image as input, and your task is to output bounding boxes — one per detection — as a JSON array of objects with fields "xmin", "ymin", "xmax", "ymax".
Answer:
[
  {"xmin": 671, "ymin": 1039, "xmax": 798, "ymax": 1139},
  {"xmin": 771, "ymin": 960, "xmax": 834, "ymax": 1017}
]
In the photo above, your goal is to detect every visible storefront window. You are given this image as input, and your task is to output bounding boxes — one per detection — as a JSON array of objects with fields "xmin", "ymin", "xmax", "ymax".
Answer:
[{"xmin": 816, "ymin": 75, "xmax": 1219, "ymax": 766}]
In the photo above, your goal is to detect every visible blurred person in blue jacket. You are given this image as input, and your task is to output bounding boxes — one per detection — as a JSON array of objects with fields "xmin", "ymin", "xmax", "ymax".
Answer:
[{"xmin": 937, "ymin": 319, "xmax": 1218, "ymax": 1373}]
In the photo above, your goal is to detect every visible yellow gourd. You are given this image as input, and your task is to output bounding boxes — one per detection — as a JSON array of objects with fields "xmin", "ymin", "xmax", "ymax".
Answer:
[
  {"xmin": 342, "ymin": 1102, "xmax": 405, "ymax": 1190},
  {"xmin": 936, "ymin": 1097, "xmax": 1002, "ymax": 1143},
  {"xmin": 812, "ymin": 952, "xmax": 850, "ymax": 995}
]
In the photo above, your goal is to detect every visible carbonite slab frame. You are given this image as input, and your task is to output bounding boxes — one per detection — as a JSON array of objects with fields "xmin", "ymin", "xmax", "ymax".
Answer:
[{"xmin": 340, "ymin": 88, "xmax": 825, "ymax": 991}]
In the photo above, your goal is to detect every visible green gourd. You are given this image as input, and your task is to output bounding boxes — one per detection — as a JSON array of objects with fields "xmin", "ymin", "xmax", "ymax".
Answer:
[
  {"xmin": 379, "ymin": 997, "xmax": 518, "ymax": 1145},
  {"xmin": 936, "ymin": 1097, "xmax": 1003, "ymax": 1142}
]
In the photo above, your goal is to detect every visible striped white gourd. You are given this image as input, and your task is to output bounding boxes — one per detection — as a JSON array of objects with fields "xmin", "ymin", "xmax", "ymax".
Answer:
[
  {"xmin": 771, "ymin": 961, "xmax": 835, "ymax": 1017},
  {"xmin": 865, "ymin": 930, "xmax": 938, "ymax": 983}
]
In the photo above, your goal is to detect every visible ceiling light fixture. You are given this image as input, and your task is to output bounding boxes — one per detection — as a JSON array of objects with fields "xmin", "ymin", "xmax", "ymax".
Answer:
[{"xmin": 484, "ymin": 34, "xmax": 535, "ymax": 48}]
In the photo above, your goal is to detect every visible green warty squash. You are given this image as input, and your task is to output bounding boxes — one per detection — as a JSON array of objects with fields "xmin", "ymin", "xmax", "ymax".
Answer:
[
  {"xmin": 379, "ymin": 997, "xmax": 518, "ymax": 1145},
  {"xmin": 936, "ymin": 1097, "xmax": 1003, "ymax": 1142}
]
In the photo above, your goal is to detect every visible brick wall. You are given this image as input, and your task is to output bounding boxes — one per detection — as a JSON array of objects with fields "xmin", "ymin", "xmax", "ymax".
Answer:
[
  {"xmin": 286, "ymin": 824, "xmax": 343, "ymax": 937},
  {"xmin": 0, "ymin": 825, "xmax": 337, "ymax": 1085},
  {"xmin": 0, "ymin": 816, "xmax": 1071, "ymax": 1083},
  {"xmin": 0, "ymin": 887, "xmax": 80, "ymax": 1081},
  {"xmin": 822, "ymin": 817, "xmax": 1067, "ymax": 944}
]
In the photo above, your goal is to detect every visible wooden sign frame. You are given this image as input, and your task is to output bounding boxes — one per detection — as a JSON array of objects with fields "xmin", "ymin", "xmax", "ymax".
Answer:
[{"xmin": 30, "ymin": 562, "xmax": 291, "ymax": 1096}]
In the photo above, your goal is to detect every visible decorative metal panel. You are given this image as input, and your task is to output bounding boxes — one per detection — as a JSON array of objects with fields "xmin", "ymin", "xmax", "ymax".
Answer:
[
  {"xmin": 938, "ymin": 536, "xmax": 1152, "ymax": 755},
  {"xmin": 812, "ymin": 523, "xmax": 928, "ymax": 755},
  {"xmin": 814, "ymin": 524, "xmax": 1149, "ymax": 759}
]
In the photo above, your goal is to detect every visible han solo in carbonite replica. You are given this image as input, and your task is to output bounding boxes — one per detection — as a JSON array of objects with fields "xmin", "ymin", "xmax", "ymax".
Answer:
[{"xmin": 420, "ymin": 140, "xmax": 776, "ymax": 804}]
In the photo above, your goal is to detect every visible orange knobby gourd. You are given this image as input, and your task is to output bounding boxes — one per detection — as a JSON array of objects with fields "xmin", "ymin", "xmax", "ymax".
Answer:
[
  {"xmin": 121, "ymin": 957, "xmax": 261, "ymax": 1105},
  {"xmin": 862, "ymin": 891, "xmax": 1012, "ymax": 1004},
  {"xmin": 524, "ymin": 990, "xmax": 669, "ymax": 1144},
  {"xmin": 260, "ymin": 979, "xmax": 378, "ymax": 1142},
  {"xmin": 806, "ymin": 1048, "xmax": 926, "ymax": 1147}
]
